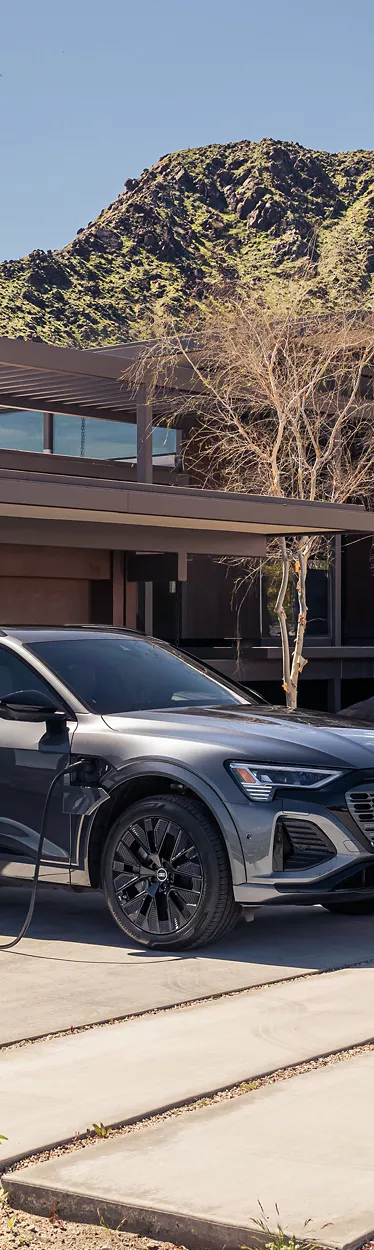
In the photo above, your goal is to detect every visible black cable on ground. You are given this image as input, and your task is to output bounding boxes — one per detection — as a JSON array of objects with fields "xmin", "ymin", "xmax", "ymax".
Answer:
[{"xmin": 0, "ymin": 758, "xmax": 87, "ymax": 952}]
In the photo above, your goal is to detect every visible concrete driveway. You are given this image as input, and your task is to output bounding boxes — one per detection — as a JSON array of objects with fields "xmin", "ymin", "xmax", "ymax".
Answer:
[{"xmin": 1, "ymin": 885, "xmax": 374, "ymax": 1046}]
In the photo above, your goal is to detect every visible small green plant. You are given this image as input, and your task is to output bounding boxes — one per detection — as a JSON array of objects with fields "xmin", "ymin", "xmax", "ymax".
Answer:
[
  {"xmin": 266, "ymin": 1235, "xmax": 306, "ymax": 1250},
  {"xmin": 242, "ymin": 1201, "xmax": 317, "ymax": 1250},
  {"xmin": 0, "ymin": 1192, "xmax": 28, "ymax": 1246},
  {"xmin": 5, "ymin": 1211, "xmax": 17, "ymax": 1233},
  {"xmin": 91, "ymin": 1122, "xmax": 110, "ymax": 1138},
  {"xmin": 98, "ymin": 1207, "xmax": 127, "ymax": 1235}
]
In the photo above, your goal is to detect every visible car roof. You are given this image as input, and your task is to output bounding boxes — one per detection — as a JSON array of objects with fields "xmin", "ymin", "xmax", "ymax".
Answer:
[{"xmin": 0, "ymin": 625, "xmax": 141, "ymax": 642}]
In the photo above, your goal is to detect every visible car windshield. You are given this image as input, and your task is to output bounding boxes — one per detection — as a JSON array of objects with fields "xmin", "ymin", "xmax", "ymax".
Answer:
[{"xmin": 29, "ymin": 635, "xmax": 258, "ymax": 715}]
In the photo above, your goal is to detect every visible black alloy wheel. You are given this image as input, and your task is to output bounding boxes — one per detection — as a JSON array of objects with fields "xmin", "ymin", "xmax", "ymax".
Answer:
[
  {"xmin": 111, "ymin": 813, "xmax": 204, "ymax": 935},
  {"xmin": 102, "ymin": 794, "xmax": 240, "ymax": 949}
]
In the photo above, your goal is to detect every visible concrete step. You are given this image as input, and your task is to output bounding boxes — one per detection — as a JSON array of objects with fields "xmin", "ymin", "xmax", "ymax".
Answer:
[
  {"xmin": 2, "ymin": 964, "xmax": 374, "ymax": 1166},
  {"xmin": 5, "ymin": 1050, "xmax": 374, "ymax": 1250}
]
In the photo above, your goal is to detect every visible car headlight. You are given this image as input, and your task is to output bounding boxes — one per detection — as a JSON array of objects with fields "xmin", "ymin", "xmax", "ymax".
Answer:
[{"xmin": 228, "ymin": 762, "xmax": 343, "ymax": 802}]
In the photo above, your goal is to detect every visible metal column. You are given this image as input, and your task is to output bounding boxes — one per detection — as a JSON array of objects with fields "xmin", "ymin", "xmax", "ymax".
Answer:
[
  {"xmin": 136, "ymin": 389, "xmax": 153, "ymax": 484},
  {"xmin": 136, "ymin": 388, "xmax": 153, "ymax": 635},
  {"xmin": 332, "ymin": 534, "xmax": 342, "ymax": 711},
  {"xmin": 43, "ymin": 412, "xmax": 54, "ymax": 454},
  {"xmin": 112, "ymin": 551, "xmax": 125, "ymax": 627}
]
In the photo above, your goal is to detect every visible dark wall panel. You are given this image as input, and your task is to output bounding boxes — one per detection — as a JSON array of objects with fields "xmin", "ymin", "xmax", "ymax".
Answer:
[
  {"xmin": 182, "ymin": 556, "xmax": 260, "ymax": 643},
  {"xmin": 0, "ymin": 577, "xmax": 90, "ymax": 624},
  {"xmin": 342, "ymin": 536, "xmax": 374, "ymax": 643}
]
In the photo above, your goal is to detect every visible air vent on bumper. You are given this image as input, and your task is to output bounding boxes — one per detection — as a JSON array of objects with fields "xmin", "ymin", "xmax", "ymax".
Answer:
[
  {"xmin": 273, "ymin": 818, "xmax": 336, "ymax": 872},
  {"xmin": 346, "ymin": 790, "xmax": 374, "ymax": 841}
]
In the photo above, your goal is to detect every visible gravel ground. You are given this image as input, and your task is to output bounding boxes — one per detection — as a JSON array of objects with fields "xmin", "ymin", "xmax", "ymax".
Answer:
[{"xmin": 0, "ymin": 1194, "xmax": 186, "ymax": 1250}]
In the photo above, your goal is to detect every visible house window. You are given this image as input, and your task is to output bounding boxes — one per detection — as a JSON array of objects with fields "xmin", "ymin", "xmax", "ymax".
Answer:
[
  {"xmin": 261, "ymin": 556, "xmax": 330, "ymax": 640},
  {"xmin": 0, "ymin": 409, "xmax": 43, "ymax": 452},
  {"xmin": 53, "ymin": 415, "xmax": 176, "ymax": 461},
  {"xmin": 0, "ymin": 409, "xmax": 177, "ymax": 463}
]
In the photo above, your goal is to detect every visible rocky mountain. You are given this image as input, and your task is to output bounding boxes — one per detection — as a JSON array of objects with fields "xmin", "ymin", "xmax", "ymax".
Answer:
[{"xmin": 2, "ymin": 138, "xmax": 374, "ymax": 346}]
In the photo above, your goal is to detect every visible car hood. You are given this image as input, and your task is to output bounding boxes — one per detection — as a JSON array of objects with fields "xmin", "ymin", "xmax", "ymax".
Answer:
[{"xmin": 102, "ymin": 704, "xmax": 374, "ymax": 770}]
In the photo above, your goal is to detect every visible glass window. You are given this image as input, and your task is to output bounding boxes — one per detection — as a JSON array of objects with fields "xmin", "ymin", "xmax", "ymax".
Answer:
[
  {"xmin": 0, "ymin": 646, "xmax": 59, "ymax": 702},
  {"xmin": 0, "ymin": 409, "xmax": 43, "ymax": 452},
  {"xmin": 28, "ymin": 635, "xmax": 257, "ymax": 714},
  {"xmin": 305, "ymin": 561, "xmax": 330, "ymax": 637},
  {"xmin": 0, "ymin": 409, "xmax": 176, "ymax": 463},
  {"xmin": 261, "ymin": 558, "xmax": 330, "ymax": 639},
  {"xmin": 53, "ymin": 416, "xmax": 176, "ymax": 461},
  {"xmin": 342, "ymin": 536, "xmax": 374, "ymax": 644}
]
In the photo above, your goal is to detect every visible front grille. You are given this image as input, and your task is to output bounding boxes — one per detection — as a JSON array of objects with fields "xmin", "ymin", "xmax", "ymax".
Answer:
[
  {"xmin": 346, "ymin": 790, "xmax": 374, "ymax": 840},
  {"xmin": 273, "ymin": 817, "xmax": 336, "ymax": 871}
]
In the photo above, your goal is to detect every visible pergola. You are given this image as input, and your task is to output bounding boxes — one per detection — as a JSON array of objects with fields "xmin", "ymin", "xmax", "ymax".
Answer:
[{"xmin": 0, "ymin": 336, "xmax": 195, "ymax": 480}]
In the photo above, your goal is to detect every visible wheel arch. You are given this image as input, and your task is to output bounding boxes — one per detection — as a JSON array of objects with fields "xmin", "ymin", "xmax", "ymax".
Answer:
[{"xmin": 83, "ymin": 759, "xmax": 246, "ymax": 889}]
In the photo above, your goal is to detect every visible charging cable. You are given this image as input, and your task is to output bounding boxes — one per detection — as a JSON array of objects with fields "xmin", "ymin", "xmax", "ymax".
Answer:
[{"xmin": 0, "ymin": 757, "xmax": 88, "ymax": 952}]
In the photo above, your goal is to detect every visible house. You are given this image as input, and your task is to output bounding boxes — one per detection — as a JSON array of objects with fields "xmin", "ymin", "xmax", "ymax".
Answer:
[{"xmin": 0, "ymin": 335, "xmax": 373, "ymax": 711}]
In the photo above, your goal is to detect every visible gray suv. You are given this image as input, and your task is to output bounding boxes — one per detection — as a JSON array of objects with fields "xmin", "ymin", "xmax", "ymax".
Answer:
[{"xmin": 1, "ymin": 626, "xmax": 374, "ymax": 950}]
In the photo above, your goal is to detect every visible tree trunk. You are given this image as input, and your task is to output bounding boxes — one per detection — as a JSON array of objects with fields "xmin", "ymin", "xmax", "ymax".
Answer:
[
  {"xmin": 288, "ymin": 540, "xmax": 309, "ymax": 710},
  {"xmin": 275, "ymin": 538, "xmax": 293, "ymax": 708}
]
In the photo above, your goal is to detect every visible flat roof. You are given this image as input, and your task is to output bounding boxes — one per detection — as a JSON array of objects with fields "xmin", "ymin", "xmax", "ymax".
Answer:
[{"xmin": 0, "ymin": 453, "xmax": 372, "ymax": 545}]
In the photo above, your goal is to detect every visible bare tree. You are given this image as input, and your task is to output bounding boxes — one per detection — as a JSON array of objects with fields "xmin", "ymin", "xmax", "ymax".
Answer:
[{"xmin": 128, "ymin": 283, "xmax": 374, "ymax": 709}]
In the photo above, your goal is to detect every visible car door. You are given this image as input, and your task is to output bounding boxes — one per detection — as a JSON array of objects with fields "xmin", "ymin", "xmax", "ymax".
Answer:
[{"xmin": 0, "ymin": 644, "xmax": 73, "ymax": 885}]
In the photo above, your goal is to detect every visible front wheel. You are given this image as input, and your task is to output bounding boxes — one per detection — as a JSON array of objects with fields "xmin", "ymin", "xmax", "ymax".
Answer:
[
  {"xmin": 102, "ymin": 794, "xmax": 239, "ymax": 950},
  {"xmin": 322, "ymin": 899, "xmax": 374, "ymax": 915}
]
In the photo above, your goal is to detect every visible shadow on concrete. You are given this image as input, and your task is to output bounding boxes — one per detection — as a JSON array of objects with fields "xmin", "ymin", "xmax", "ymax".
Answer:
[
  {"xmin": 1, "ymin": 884, "xmax": 374, "ymax": 973},
  {"xmin": 1, "ymin": 885, "xmax": 374, "ymax": 1047}
]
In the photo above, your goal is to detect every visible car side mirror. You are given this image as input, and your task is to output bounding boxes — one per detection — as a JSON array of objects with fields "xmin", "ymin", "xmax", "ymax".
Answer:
[{"xmin": 0, "ymin": 689, "xmax": 67, "ymax": 730}]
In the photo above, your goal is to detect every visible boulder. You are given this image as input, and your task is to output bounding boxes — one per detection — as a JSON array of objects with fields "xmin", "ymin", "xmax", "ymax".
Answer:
[{"xmin": 247, "ymin": 199, "xmax": 285, "ymax": 230}]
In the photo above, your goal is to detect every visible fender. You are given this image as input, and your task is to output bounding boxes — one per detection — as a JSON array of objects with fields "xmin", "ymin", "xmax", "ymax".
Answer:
[{"xmin": 72, "ymin": 756, "xmax": 246, "ymax": 887}]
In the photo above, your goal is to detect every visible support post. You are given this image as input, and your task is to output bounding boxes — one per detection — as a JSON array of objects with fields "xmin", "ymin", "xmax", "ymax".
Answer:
[
  {"xmin": 331, "ymin": 674, "xmax": 342, "ymax": 713},
  {"xmin": 136, "ymin": 387, "xmax": 153, "ymax": 634},
  {"xmin": 178, "ymin": 551, "xmax": 188, "ymax": 644},
  {"xmin": 43, "ymin": 412, "xmax": 54, "ymax": 454},
  {"xmin": 177, "ymin": 550, "xmax": 188, "ymax": 582},
  {"xmin": 136, "ymin": 388, "xmax": 153, "ymax": 484},
  {"xmin": 125, "ymin": 576, "xmax": 137, "ymax": 630},
  {"xmin": 333, "ymin": 534, "xmax": 342, "ymax": 646},
  {"xmin": 332, "ymin": 535, "xmax": 342, "ymax": 710},
  {"xmin": 112, "ymin": 551, "xmax": 124, "ymax": 627},
  {"xmin": 144, "ymin": 582, "xmax": 153, "ymax": 636}
]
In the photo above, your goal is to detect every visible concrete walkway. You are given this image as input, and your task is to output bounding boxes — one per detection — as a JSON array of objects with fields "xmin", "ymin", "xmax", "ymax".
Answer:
[
  {"xmin": 6, "ymin": 1051, "xmax": 374, "ymax": 1250},
  {"xmin": 2, "ymin": 964, "xmax": 374, "ymax": 1166},
  {"xmin": 2, "ymin": 888, "xmax": 374, "ymax": 1045}
]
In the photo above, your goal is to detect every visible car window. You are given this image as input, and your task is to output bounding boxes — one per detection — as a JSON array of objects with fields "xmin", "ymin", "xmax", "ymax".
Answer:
[
  {"xmin": 29, "ymin": 636, "xmax": 255, "ymax": 715},
  {"xmin": 0, "ymin": 645, "xmax": 61, "ymax": 703}
]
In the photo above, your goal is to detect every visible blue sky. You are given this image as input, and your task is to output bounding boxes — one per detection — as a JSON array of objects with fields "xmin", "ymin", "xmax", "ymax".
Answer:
[{"xmin": 1, "ymin": 0, "xmax": 374, "ymax": 262}]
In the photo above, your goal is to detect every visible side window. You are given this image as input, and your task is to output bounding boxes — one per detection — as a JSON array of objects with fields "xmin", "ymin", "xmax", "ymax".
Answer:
[{"xmin": 0, "ymin": 646, "xmax": 59, "ymax": 703}]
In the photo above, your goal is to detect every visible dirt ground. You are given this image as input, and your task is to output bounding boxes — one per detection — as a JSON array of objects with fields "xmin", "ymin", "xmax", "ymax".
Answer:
[
  {"xmin": 2, "ymin": 1196, "xmax": 374, "ymax": 1250},
  {"xmin": 0, "ymin": 1197, "xmax": 186, "ymax": 1250}
]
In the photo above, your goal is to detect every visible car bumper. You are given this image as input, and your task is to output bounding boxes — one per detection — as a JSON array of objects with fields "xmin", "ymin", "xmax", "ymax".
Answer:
[
  {"xmin": 234, "ymin": 788, "xmax": 374, "ymax": 907},
  {"xmin": 234, "ymin": 863, "xmax": 374, "ymax": 907}
]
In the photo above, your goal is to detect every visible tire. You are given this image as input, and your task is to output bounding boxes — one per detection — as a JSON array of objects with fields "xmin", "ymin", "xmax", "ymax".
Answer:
[
  {"xmin": 102, "ymin": 794, "xmax": 240, "ymax": 950},
  {"xmin": 322, "ymin": 899, "xmax": 374, "ymax": 915}
]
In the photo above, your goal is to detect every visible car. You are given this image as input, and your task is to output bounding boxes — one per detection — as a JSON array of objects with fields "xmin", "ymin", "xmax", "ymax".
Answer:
[{"xmin": 0, "ymin": 625, "xmax": 374, "ymax": 950}]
